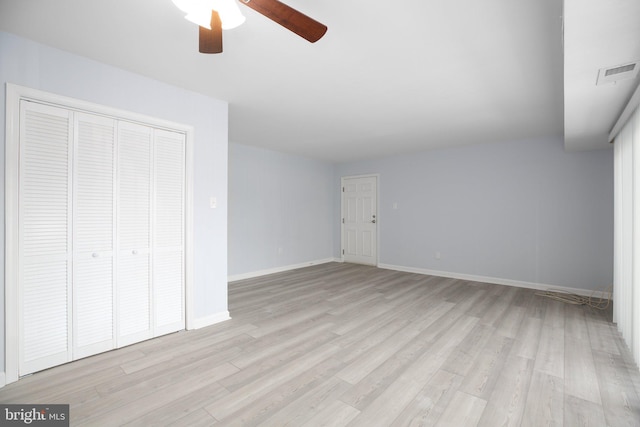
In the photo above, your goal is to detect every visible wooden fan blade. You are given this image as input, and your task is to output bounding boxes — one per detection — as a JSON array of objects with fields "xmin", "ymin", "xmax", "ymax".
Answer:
[
  {"xmin": 199, "ymin": 10, "xmax": 223, "ymax": 54},
  {"xmin": 239, "ymin": 0, "xmax": 327, "ymax": 43}
]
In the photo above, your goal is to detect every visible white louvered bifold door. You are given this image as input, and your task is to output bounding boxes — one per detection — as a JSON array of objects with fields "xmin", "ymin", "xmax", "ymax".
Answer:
[
  {"xmin": 19, "ymin": 101, "xmax": 73, "ymax": 375},
  {"xmin": 72, "ymin": 113, "xmax": 116, "ymax": 359},
  {"xmin": 117, "ymin": 121, "xmax": 153, "ymax": 346},
  {"xmin": 15, "ymin": 97, "xmax": 188, "ymax": 377},
  {"xmin": 153, "ymin": 129, "xmax": 186, "ymax": 335}
]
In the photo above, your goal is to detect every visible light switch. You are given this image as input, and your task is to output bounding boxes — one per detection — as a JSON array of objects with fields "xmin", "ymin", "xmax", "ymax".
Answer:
[{"xmin": 210, "ymin": 197, "xmax": 217, "ymax": 208}]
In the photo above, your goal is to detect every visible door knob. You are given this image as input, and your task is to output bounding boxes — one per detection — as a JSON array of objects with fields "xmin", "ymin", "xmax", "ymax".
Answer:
[{"xmin": 371, "ymin": 219, "xmax": 376, "ymax": 224}]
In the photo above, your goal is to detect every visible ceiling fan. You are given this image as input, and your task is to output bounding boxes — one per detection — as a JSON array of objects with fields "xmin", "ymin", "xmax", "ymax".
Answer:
[{"xmin": 172, "ymin": 0, "xmax": 328, "ymax": 54}]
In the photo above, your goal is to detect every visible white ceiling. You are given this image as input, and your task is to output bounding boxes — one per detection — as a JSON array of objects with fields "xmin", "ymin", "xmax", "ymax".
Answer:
[
  {"xmin": 564, "ymin": 0, "xmax": 640, "ymax": 151},
  {"xmin": 0, "ymin": 0, "xmax": 637, "ymax": 162}
]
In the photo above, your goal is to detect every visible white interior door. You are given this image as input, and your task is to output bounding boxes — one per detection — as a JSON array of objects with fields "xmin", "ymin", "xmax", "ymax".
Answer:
[
  {"xmin": 153, "ymin": 129, "xmax": 186, "ymax": 336},
  {"xmin": 72, "ymin": 112, "xmax": 116, "ymax": 359},
  {"xmin": 342, "ymin": 176, "xmax": 378, "ymax": 266},
  {"xmin": 117, "ymin": 121, "xmax": 153, "ymax": 346},
  {"xmin": 18, "ymin": 101, "xmax": 73, "ymax": 375},
  {"xmin": 6, "ymin": 86, "xmax": 193, "ymax": 384}
]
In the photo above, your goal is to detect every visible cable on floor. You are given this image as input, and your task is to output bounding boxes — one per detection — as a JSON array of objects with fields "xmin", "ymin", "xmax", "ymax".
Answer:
[{"xmin": 535, "ymin": 285, "xmax": 612, "ymax": 310}]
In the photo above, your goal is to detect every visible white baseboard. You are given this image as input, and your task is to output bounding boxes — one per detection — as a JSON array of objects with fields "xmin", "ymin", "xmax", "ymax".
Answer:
[
  {"xmin": 228, "ymin": 258, "xmax": 340, "ymax": 282},
  {"xmin": 378, "ymin": 263, "xmax": 612, "ymax": 300},
  {"xmin": 191, "ymin": 311, "xmax": 231, "ymax": 330}
]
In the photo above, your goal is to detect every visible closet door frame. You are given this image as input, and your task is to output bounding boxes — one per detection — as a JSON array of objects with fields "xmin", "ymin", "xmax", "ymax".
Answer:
[{"xmin": 4, "ymin": 84, "xmax": 195, "ymax": 385}]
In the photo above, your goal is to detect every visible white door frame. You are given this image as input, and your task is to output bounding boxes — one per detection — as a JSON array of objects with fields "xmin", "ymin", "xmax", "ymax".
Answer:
[
  {"xmin": 340, "ymin": 174, "xmax": 380, "ymax": 266},
  {"xmin": 4, "ymin": 84, "xmax": 195, "ymax": 385}
]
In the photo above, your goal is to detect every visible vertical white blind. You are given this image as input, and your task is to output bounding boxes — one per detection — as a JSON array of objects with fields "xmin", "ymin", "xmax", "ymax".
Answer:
[
  {"xmin": 613, "ymin": 105, "xmax": 640, "ymax": 365},
  {"xmin": 634, "ymin": 108, "xmax": 640, "ymax": 361}
]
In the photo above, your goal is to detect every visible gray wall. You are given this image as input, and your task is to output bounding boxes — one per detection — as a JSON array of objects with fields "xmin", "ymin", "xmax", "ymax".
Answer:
[
  {"xmin": 1, "ymin": 32, "xmax": 229, "ymax": 374},
  {"xmin": 1, "ymin": 31, "xmax": 615, "ymax": 381},
  {"xmin": 228, "ymin": 143, "xmax": 334, "ymax": 276},
  {"xmin": 335, "ymin": 137, "xmax": 614, "ymax": 290}
]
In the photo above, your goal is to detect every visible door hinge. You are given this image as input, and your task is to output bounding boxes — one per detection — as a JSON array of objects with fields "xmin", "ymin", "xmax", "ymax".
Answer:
[
  {"xmin": 342, "ymin": 218, "xmax": 344, "ymax": 224},
  {"xmin": 342, "ymin": 186, "xmax": 344, "ymax": 192},
  {"xmin": 342, "ymin": 249, "xmax": 344, "ymax": 255}
]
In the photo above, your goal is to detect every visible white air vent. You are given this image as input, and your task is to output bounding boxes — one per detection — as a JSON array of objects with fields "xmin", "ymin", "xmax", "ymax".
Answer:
[{"xmin": 597, "ymin": 61, "xmax": 640, "ymax": 85}]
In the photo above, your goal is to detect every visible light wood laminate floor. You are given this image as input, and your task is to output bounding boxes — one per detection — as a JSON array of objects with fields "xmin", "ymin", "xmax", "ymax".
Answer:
[{"xmin": 1, "ymin": 262, "xmax": 639, "ymax": 426}]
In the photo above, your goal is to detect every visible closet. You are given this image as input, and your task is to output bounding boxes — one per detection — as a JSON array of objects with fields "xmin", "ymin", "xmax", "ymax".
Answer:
[{"xmin": 17, "ymin": 99, "xmax": 186, "ymax": 376}]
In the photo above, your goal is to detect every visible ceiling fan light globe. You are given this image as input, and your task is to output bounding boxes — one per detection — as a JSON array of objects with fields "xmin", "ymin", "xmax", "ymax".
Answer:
[
  {"xmin": 215, "ymin": 0, "xmax": 246, "ymax": 29},
  {"xmin": 220, "ymin": 14, "xmax": 245, "ymax": 30},
  {"xmin": 173, "ymin": 0, "xmax": 218, "ymax": 28},
  {"xmin": 185, "ymin": 11, "xmax": 213, "ymax": 29}
]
